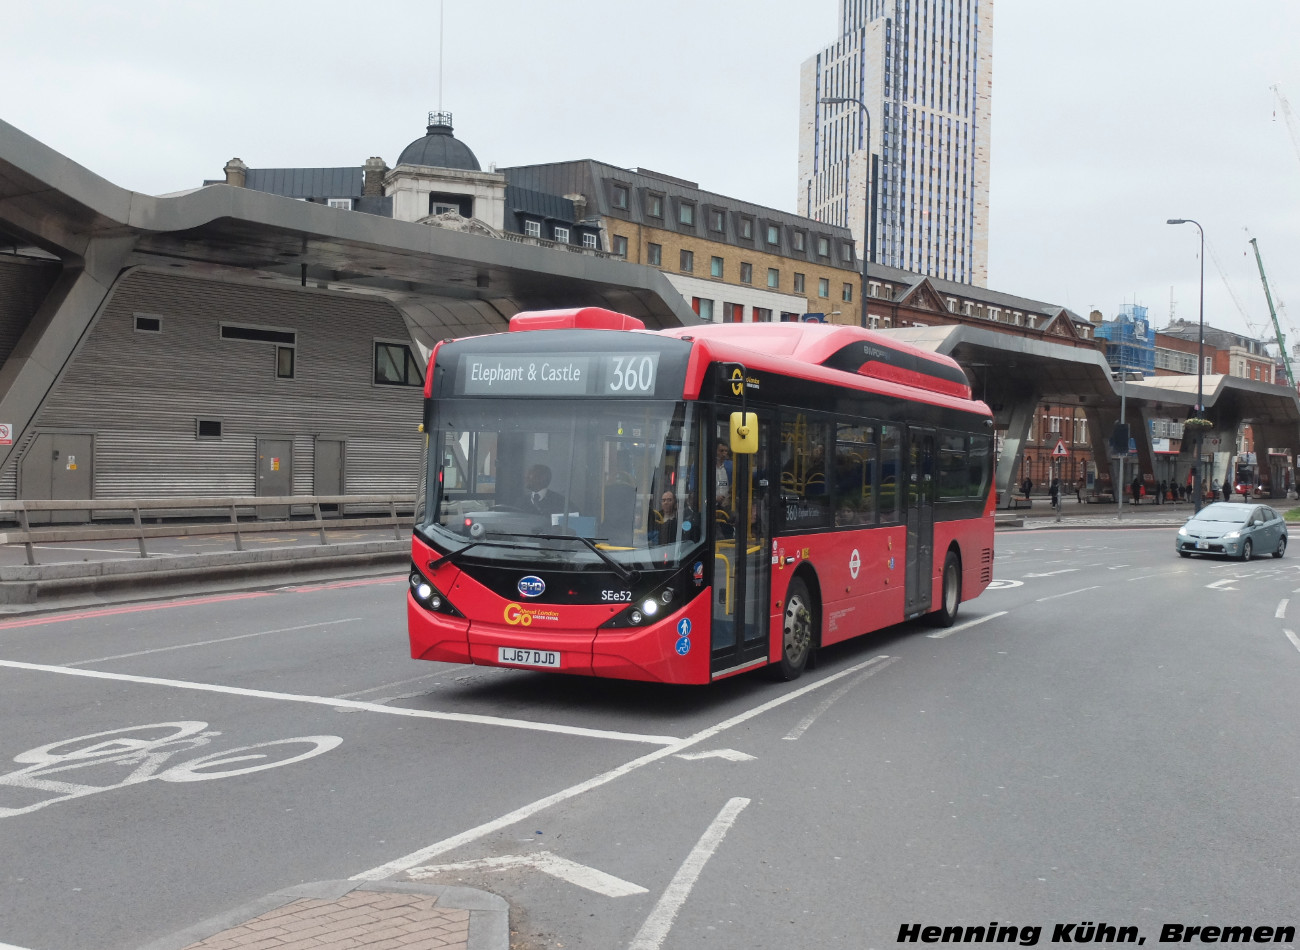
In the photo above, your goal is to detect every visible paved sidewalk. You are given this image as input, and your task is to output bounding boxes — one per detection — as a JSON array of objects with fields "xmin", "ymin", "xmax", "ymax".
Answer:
[{"xmin": 138, "ymin": 880, "xmax": 508, "ymax": 950}]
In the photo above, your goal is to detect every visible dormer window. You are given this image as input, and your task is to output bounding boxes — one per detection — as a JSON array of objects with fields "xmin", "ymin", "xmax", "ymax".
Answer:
[{"xmin": 524, "ymin": 220, "xmax": 541, "ymax": 238}]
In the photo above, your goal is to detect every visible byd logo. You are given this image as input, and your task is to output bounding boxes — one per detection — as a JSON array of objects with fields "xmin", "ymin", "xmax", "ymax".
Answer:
[
  {"xmin": 517, "ymin": 575, "xmax": 545, "ymax": 598},
  {"xmin": 503, "ymin": 603, "xmax": 534, "ymax": 626}
]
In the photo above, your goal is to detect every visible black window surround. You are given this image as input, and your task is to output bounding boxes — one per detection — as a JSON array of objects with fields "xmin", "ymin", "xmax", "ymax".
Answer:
[{"xmin": 374, "ymin": 341, "xmax": 425, "ymax": 387}]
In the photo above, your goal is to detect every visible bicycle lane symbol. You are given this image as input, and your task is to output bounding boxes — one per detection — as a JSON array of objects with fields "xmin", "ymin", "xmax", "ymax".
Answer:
[{"xmin": 0, "ymin": 721, "xmax": 341, "ymax": 818}]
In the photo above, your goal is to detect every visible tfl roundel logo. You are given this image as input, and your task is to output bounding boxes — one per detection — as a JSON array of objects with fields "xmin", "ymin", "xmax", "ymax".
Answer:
[{"xmin": 517, "ymin": 575, "xmax": 546, "ymax": 598}]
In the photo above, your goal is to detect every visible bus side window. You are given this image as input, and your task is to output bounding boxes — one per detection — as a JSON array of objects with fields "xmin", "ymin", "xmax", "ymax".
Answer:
[
  {"xmin": 938, "ymin": 433, "xmax": 967, "ymax": 500},
  {"xmin": 879, "ymin": 424, "xmax": 902, "ymax": 523},
  {"xmin": 834, "ymin": 423, "xmax": 875, "ymax": 526},
  {"xmin": 780, "ymin": 414, "xmax": 832, "ymax": 529},
  {"xmin": 969, "ymin": 435, "xmax": 992, "ymax": 498}
]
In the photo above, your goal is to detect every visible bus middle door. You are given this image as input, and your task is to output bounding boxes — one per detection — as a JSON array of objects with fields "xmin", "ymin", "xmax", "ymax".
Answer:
[
  {"xmin": 904, "ymin": 426, "xmax": 936, "ymax": 618},
  {"xmin": 710, "ymin": 414, "xmax": 772, "ymax": 678}
]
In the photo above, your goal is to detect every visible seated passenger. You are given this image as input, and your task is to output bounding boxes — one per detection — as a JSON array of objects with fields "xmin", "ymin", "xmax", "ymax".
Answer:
[{"xmin": 650, "ymin": 491, "xmax": 698, "ymax": 544}]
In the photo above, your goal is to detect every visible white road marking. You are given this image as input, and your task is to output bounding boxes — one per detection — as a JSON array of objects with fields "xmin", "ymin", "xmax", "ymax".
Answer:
[
  {"xmin": 675, "ymin": 749, "xmax": 756, "ymax": 762},
  {"xmin": 1285, "ymin": 630, "xmax": 1300, "ymax": 654},
  {"xmin": 1206, "ymin": 579, "xmax": 1239, "ymax": 590},
  {"xmin": 926, "ymin": 611, "xmax": 1007, "ymax": 640},
  {"xmin": 783, "ymin": 656, "xmax": 898, "ymax": 740},
  {"xmin": 0, "ymin": 941, "xmax": 36, "ymax": 949},
  {"xmin": 334, "ymin": 669, "xmax": 493, "ymax": 700},
  {"xmin": 1023, "ymin": 569, "xmax": 1080, "ymax": 578},
  {"xmin": 66, "ymin": 619, "xmax": 362, "ymax": 667},
  {"xmin": 349, "ymin": 655, "xmax": 892, "ymax": 881},
  {"xmin": 1277, "ymin": 599, "xmax": 1289, "ymax": 619},
  {"xmin": 0, "ymin": 660, "xmax": 679, "ymax": 746},
  {"xmin": 984, "ymin": 579, "xmax": 1023, "ymax": 590},
  {"xmin": 626, "ymin": 797, "xmax": 750, "ymax": 950},
  {"xmin": 1035, "ymin": 586, "xmax": 1101, "ymax": 602},
  {"xmin": 408, "ymin": 851, "xmax": 647, "ymax": 898}
]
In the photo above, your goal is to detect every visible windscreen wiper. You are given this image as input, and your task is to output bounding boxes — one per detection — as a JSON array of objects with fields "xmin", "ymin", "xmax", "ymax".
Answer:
[
  {"xmin": 532, "ymin": 533, "xmax": 641, "ymax": 583},
  {"xmin": 427, "ymin": 531, "xmax": 639, "ymax": 583}
]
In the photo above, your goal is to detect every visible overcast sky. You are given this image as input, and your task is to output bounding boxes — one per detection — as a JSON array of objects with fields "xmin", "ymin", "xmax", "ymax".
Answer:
[{"xmin": 8, "ymin": 0, "xmax": 1300, "ymax": 350}]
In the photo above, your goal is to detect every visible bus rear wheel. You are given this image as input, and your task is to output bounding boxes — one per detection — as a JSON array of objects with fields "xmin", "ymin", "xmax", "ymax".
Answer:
[
  {"xmin": 927, "ymin": 551, "xmax": 962, "ymax": 628},
  {"xmin": 772, "ymin": 577, "xmax": 816, "ymax": 681}
]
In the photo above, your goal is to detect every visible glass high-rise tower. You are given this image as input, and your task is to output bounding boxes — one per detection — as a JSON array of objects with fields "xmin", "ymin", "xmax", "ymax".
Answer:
[{"xmin": 798, "ymin": 0, "xmax": 992, "ymax": 286}]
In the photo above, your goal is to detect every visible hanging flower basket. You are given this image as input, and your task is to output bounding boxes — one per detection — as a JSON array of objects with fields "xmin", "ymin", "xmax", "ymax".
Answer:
[{"xmin": 1183, "ymin": 416, "xmax": 1214, "ymax": 430}]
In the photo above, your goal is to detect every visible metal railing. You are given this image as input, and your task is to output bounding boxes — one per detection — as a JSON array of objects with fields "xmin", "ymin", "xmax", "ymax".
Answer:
[
  {"xmin": 0, "ymin": 494, "xmax": 415, "ymax": 565},
  {"xmin": 498, "ymin": 231, "xmax": 616, "ymax": 258}
]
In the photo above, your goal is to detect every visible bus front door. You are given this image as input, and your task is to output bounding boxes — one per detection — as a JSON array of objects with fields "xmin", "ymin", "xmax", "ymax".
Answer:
[
  {"xmin": 904, "ymin": 426, "xmax": 936, "ymax": 618},
  {"xmin": 710, "ymin": 416, "xmax": 772, "ymax": 678}
]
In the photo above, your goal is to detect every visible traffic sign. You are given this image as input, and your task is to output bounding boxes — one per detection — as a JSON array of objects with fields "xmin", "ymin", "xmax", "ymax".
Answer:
[{"xmin": 1052, "ymin": 439, "xmax": 1068, "ymax": 457}]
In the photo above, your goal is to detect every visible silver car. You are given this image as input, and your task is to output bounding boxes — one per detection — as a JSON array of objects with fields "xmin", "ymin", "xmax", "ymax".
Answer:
[{"xmin": 1176, "ymin": 502, "xmax": 1288, "ymax": 560}]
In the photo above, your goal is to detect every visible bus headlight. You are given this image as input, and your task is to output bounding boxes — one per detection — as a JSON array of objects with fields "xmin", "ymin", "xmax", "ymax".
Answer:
[
  {"xmin": 641, "ymin": 599, "xmax": 659, "ymax": 616},
  {"xmin": 409, "ymin": 566, "xmax": 463, "ymax": 616},
  {"xmin": 629, "ymin": 609, "xmax": 644, "ymax": 625}
]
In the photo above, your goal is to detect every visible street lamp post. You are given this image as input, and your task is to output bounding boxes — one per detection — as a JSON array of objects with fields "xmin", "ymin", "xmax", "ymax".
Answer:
[
  {"xmin": 1167, "ymin": 218, "xmax": 1206, "ymax": 512},
  {"xmin": 819, "ymin": 96, "xmax": 874, "ymax": 328}
]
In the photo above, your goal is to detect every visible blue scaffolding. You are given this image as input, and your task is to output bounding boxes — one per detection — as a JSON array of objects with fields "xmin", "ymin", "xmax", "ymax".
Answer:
[{"xmin": 1097, "ymin": 304, "xmax": 1155, "ymax": 376}]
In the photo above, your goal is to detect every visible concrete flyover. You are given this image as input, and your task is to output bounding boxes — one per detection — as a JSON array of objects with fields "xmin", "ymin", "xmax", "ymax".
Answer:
[{"xmin": 890, "ymin": 325, "xmax": 1300, "ymax": 506}]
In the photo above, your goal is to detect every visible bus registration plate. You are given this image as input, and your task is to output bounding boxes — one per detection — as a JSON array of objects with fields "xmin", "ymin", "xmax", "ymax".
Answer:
[{"xmin": 499, "ymin": 647, "xmax": 561, "ymax": 668}]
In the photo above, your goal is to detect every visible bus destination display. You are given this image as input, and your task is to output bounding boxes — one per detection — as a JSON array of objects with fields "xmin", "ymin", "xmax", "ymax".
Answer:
[{"xmin": 456, "ymin": 352, "xmax": 660, "ymax": 397}]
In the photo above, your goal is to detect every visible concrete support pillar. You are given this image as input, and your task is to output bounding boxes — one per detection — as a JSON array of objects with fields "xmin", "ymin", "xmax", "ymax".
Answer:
[
  {"xmin": 994, "ymin": 392, "xmax": 1040, "ymax": 508},
  {"xmin": 1082, "ymin": 404, "xmax": 1119, "ymax": 498},
  {"xmin": 0, "ymin": 236, "xmax": 134, "ymax": 476}
]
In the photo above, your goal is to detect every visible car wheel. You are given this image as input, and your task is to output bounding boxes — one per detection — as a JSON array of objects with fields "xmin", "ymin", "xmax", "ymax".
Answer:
[
  {"xmin": 771, "ymin": 577, "xmax": 816, "ymax": 681},
  {"xmin": 1241, "ymin": 538, "xmax": 1253, "ymax": 561},
  {"xmin": 926, "ymin": 550, "xmax": 962, "ymax": 627},
  {"xmin": 1274, "ymin": 536, "xmax": 1287, "ymax": 559}
]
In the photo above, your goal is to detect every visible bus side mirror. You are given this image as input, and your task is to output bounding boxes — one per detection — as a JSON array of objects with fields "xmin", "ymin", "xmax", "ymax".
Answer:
[{"xmin": 730, "ymin": 411, "xmax": 758, "ymax": 455}]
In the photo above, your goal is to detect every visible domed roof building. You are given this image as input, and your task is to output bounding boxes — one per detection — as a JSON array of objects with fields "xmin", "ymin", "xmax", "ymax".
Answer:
[
  {"xmin": 386, "ymin": 112, "xmax": 505, "ymax": 229},
  {"xmin": 396, "ymin": 113, "xmax": 482, "ymax": 171}
]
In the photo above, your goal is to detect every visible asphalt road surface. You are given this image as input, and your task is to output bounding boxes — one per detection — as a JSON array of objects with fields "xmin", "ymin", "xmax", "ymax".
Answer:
[{"xmin": 0, "ymin": 526, "xmax": 1297, "ymax": 950}]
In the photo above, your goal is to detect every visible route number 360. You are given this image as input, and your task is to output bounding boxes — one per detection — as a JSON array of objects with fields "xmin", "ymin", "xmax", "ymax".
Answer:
[{"xmin": 607, "ymin": 356, "xmax": 655, "ymax": 394}]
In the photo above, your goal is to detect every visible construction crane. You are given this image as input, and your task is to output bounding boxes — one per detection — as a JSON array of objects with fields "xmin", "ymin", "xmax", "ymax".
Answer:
[
  {"xmin": 1271, "ymin": 84, "xmax": 1300, "ymax": 167},
  {"xmin": 1248, "ymin": 237, "xmax": 1296, "ymax": 388}
]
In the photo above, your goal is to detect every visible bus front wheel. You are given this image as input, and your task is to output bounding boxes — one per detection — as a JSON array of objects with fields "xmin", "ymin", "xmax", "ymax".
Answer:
[
  {"xmin": 772, "ymin": 577, "xmax": 816, "ymax": 681},
  {"xmin": 927, "ymin": 551, "xmax": 962, "ymax": 628}
]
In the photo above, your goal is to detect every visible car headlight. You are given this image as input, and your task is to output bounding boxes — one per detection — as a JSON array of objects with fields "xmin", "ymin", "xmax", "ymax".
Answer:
[
  {"xmin": 1178, "ymin": 526, "xmax": 1189, "ymax": 536},
  {"xmin": 1222, "ymin": 530, "xmax": 1240, "ymax": 540}
]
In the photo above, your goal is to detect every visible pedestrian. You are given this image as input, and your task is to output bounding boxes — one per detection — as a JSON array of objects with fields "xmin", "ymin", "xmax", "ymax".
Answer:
[
  {"xmin": 1159, "ymin": 479, "xmax": 1168, "ymax": 505},
  {"xmin": 1131, "ymin": 474, "xmax": 1142, "ymax": 506},
  {"xmin": 1075, "ymin": 481, "xmax": 1083, "ymax": 503},
  {"xmin": 1049, "ymin": 478, "xmax": 1061, "ymax": 512},
  {"xmin": 1222, "ymin": 480, "xmax": 1230, "ymax": 502},
  {"xmin": 1021, "ymin": 476, "xmax": 1032, "ymax": 501}
]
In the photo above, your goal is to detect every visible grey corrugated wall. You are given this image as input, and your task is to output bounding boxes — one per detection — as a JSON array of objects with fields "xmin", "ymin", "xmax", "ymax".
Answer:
[{"xmin": 16, "ymin": 268, "xmax": 426, "ymax": 499}]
